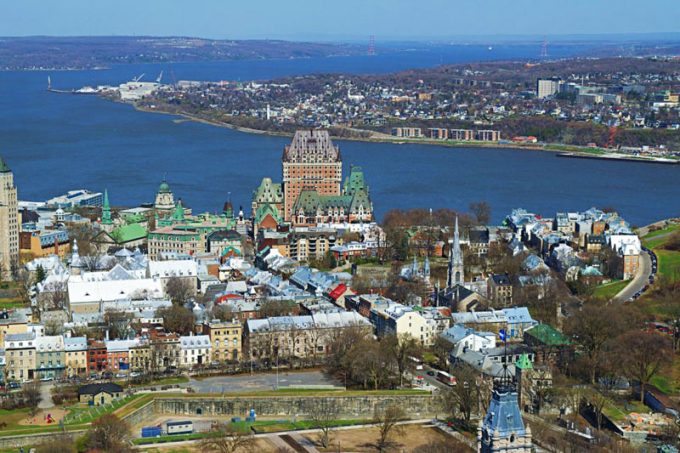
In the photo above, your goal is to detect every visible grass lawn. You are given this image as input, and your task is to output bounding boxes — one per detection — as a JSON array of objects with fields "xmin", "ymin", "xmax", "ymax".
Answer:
[
  {"xmin": 0, "ymin": 407, "xmax": 32, "ymax": 431},
  {"xmin": 63, "ymin": 393, "xmax": 143, "ymax": 424},
  {"xmin": 643, "ymin": 224, "xmax": 680, "ymax": 240},
  {"xmin": 0, "ymin": 299, "xmax": 27, "ymax": 309},
  {"xmin": 656, "ymin": 250, "xmax": 680, "ymax": 281},
  {"xmin": 133, "ymin": 419, "xmax": 372, "ymax": 445},
  {"xmin": 651, "ymin": 356, "xmax": 680, "ymax": 395},
  {"xmin": 593, "ymin": 279, "xmax": 630, "ymax": 299}
]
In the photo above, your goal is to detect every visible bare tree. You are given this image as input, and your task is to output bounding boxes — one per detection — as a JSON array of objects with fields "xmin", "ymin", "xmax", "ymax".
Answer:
[
  {"xmin": 104, "ymin": 309, "xmax": 135, "ymax": 339},
  {"xmin": 442, "ymin": 365, "xmax": 480, "ymax": 427},
  {"xmin": 35, "ymin": 435, "xmax": 76, "ymax": 453},
  {"xmin": 308, "ymin": 398, "xmax": 340, "ymax": 448},
  {"xmin": 212, "ymin": 303, "xmax": 235, "ymax": 321},
  {"xmin": 384, "ymin": 334, "xmax": 421, "ymax": 387},
  {"xmin": 616, "ymin": 330, "xmax": 672, "ymax": 402},
  {"xmin": 469, "ymin": 201, "xmax": 491, "ymax": 225},
  {"xmin": 157, "ymin": 305, "xmax": 196, "ymax": 335},
  {"xmin": 81, "ymin": 254, "xmax": 107, "ymax": 272},
  {"xmin": 22, "ymin": 381, "xmax": 42, "ymax": 416},
  {"xmin": 373, "ymin": 404, "xmax": 406, "ymax": 452},
  {"xmin": 585, "ymin": 388, "xmax": 610, "ymax": 430},
  {"xmin": 199, "ymin": 423, "xmax": 256, "ymax": 453},
  {"xmin": 86, "ymin": 414, "xmax": 132, "ymax": 452},
  {"xmin": 165, "ymin": 276, "xmax": 195, "ymax": 305}
]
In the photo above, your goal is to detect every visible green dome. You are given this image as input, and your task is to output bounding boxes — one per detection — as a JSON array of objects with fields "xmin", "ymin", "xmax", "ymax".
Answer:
[{"xmin": 158, "ymin": 180, "xmax": 171, "ymax": 193}]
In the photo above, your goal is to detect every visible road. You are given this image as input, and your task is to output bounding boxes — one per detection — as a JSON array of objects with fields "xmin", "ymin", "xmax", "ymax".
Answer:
[
  {"xmin": 38, "ymin": 382, "xmax": 55, "ymax": 409},
  {"xmin": 614, "ymin": 250, "xmax": 652, "ymax": 302},
  {"xmin": 182, "ymin": 370, "xmax": 343, "ymax": 393}
]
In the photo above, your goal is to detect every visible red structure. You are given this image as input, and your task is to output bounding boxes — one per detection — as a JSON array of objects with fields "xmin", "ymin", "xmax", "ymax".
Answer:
[{"xmin": 87, "ymin": 340, "xmax": 108, "ymax": 372}]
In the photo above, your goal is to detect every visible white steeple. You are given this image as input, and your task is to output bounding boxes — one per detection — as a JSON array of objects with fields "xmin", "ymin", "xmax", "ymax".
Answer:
[{"xmin": 447, "ymin": 216, "xmax": 464, "ymax": 289}]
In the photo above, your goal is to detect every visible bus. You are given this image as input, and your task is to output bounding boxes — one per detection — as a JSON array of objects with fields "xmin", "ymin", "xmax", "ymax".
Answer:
[{"xmin": 436, "ymin": 370, "xmax": 457, "ymax": 386}]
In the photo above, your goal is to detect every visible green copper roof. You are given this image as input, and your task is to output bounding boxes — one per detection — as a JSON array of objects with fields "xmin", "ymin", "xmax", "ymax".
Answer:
[
  {"xmin": 515, "ymin": 353, "xmax": 533, "ymax": 370},
  {"xmin": 253, "ymin": 177, "xmax": 283, "ymax": 204},
  {"xmin": 158, "ymin": 179, "xmax": 171, "ymax": 193},
  {"xmin": 102, "ymin": 189, "xmax": 112, "ymax": 225},
  {"xmin": 110, "ymin": 223, "xmax": 148, "ymax": 244},
  {"xmin": 0, "ymin": 156, "xmax": 10, "ymax": 173},
  {"xmin": 344, "ymin": 165, "xmax": 368, "ymax": 196},
  {"xmin": 255, "ymin": 203, "xmax": 281, "ymax": 224},
  {"xmin": 525, "ymin": 324, "xmax": 571, "ymax": 346},
  {"xmin": 172, "ymin": 200, "xmax": 185, "ymax": 222}
]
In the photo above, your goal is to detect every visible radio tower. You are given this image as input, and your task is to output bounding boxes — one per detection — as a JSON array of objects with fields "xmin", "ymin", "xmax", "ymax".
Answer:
[
  {"xmin": 367, "ymin": 35, "xmax": 376, "ymax": 56},
  {"xmin": 540, "ymin": 37, "xmax": 549, "ymax": 58}
]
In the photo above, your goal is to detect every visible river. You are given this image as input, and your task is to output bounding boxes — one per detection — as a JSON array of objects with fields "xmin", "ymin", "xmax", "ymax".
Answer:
[{"xmin": 0, "ymin": 44, "xmax": 677, "ymax": 225}]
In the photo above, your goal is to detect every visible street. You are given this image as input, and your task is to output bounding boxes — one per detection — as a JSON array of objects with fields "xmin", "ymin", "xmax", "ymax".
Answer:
[{"xmin": 614, "ymin": 250, "xmax": 653, "ymax": 302}]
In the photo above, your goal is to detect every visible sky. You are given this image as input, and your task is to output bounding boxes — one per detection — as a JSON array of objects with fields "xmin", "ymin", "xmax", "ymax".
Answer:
[{"xmin": 1, "ymin": 0, "xmax": 679, "ymax": 41}]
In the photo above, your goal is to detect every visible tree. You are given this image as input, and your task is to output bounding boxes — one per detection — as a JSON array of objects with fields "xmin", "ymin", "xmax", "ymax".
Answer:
[
  {"xmin": 469, "ymin": 201, "xmax": 491, "ymax": 225},
  {"xmin": 564, "ymin": 303, "xmax": 638, "ymax": 383},
  {"xmin": 165, "ymin": 276, "xmax": 195, "ymax": 305},
  {"xmin": 373, "ymin": 404, "xmax": 405, "ymax": 452},
  {"xmin": 22, "ymin": 381, "xmax": 42, "ymax": 416},
  {"xmin": 86, "ymin": 414, "xmax": 132, "ymax": 452},
  {"xmin": 430, "ymin": 336, "xmax": 452, "ymax": 370},
  {"xmin": 157, "ymin": 305, "xmax": 196, "ymax": 335},
  {"xmin": 384, "ymin": 334, "xmax": 422, "ymax": 387},
  {"xmin": 104, "ymin": 309, "xmax": 135, "ymax": 340},
  {"xmin": 35, "ymin": 264, "xmax": 47, "ymax": 284},
  {"xmin": 259, "ymin": 298, "xmax": 295, "ymax": 318},
  {"xmin": 212, "ymin": 303, "xmax": 236, "ymax": 322},
  {"xmin": 442, "ymin": 365, "xmax": 480, "ymax": 426},
  {"xmin": 35, "ymin": 435, "xmax": 76, "ymax": 453},
  {"xmin": 308, "ymin": 398, "xmax": 340, "ymax": 448},
  {"xmin": 585, "ymin": 388, "xmax": 610, "ymax": 430},
  {"xmin": 199, "ymin": 423, "xmax": 256, "ymax": 453},
  {"xmin": 616, "ymin": 331, "xmax": 672, "ymax": 402}
]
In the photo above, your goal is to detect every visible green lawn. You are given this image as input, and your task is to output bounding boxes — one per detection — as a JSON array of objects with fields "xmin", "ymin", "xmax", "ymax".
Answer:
[
  {"xmin": 643, "ymin": 224, "xmax": 680, "ymax": 240},
  {"xmin": 62, "ymin": 393, "xmax": 142, "ymax": 424},
  {"xmin": 593, "ymin": 279, "xmax": 630, "ymax": 299},
  {"xmin": 656, "ymin": 250, "xmax": 680, "ymax": 280},
  {"xmin": 132, "ymin": 418, "xmax": 371, "ymax": 445}
]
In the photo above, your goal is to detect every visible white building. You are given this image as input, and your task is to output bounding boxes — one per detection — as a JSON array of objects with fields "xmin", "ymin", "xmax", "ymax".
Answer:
[{"xmin": 179, "ymin": 335, "xmax": 212, "ymax": 367}]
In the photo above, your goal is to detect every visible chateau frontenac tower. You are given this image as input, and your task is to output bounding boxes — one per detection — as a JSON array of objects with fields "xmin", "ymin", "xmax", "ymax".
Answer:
[{"xmin": 282, "ymin": 130, "xmax": 342, "ymax": 221}]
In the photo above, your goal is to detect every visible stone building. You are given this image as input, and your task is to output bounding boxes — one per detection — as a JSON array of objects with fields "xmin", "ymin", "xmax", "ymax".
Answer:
[
  {"xmin": 0, "ymin": 156, "xmax": 19, "ymax": 280},
  {"xmin": 282, "ymin": 130, "xmax": 342, "ymax": 222},
  {"xmin": 154, "ymin": 179, "xmax": 176, "ymax": 212},
  {"xmin": 252, "ymin": 130, "xmax": 374, "ymax": 232},
  {"xmin": 245, "ymin": 312, "xmax": 371, "ymax": 362},
  {"xmin": 204, "ymin": 319, "xmax": 242, "ymax": 362}
]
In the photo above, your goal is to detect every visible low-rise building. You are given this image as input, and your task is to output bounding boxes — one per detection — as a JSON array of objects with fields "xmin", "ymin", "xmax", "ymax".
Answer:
[
  {"xmin": 204, "ymin": 320, "xmax": 242, "ymax": 363},
  {"xmin": 78, "ymin": 383, "xmax": 123, "ymax": 406},
  {"xmin": 64, "ymin": 336, "xmax": 88, "ymax": 377},
  {"xmin": 487, "ymin": 274, "xmax": 513, "ymax": 307},
  {"xmin": 179, "ymin": 335, "xmax": 212, "ymax": 368}
]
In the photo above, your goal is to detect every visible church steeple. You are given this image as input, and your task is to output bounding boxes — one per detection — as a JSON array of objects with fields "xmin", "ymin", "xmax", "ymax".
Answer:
[
  {"xmin": 447, "ymin": 216, "xmax": 464, "ymax": 289},
  {"xmin": 102, "ymin": 189, "xmax": 112, "ymax": 225}
]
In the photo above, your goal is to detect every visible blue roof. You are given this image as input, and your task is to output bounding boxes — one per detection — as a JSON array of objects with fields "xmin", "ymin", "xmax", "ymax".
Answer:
[{"xmin": 481, "ymin": 387, "xmax": 527, "ymax": 438}]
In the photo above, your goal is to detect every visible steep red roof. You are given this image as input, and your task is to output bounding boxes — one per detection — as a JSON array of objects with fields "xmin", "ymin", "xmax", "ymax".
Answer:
[{"xmin": 328, "ymin": 283, "xmax": 350, "ymax": 301}]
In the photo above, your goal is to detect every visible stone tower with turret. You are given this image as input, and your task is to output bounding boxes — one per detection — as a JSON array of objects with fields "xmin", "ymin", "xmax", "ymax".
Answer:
[{"xmin": 0, "ymin": 156, "xmax": 19, "ymax": 280}]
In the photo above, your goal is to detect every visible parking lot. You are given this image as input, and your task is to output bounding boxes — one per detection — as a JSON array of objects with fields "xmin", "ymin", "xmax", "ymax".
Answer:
[{"xmin": 182, "ymin": 369, "xmax": 343, "ymax": 393}]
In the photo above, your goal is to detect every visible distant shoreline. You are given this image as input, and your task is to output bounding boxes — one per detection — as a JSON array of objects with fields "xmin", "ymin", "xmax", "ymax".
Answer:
[{"xmin": 131, "ymin": 104, "xmax": 680, "ymax": 164}]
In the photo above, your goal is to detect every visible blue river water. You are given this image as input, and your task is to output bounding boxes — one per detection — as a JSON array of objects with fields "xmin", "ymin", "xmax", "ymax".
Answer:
[{"xmin": 0, "ymin": 45, "xmax": 678, "ymax": 225}]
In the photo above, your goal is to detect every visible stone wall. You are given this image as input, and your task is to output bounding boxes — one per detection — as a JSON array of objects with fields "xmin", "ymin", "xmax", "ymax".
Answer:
[
  {"xmin": 0, "ymin": 430, "xmax": 84, "ymax": 450},
  {"xmin": 121, "ymin": 398, "xmax": 158, "ymax": 427},
  {"xmin": 144, "ymin": 394, "xmax": 442, "ymax": 423}
]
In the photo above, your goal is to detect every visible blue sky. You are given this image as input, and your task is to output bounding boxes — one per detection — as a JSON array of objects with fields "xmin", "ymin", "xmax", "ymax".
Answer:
[{"xmin": 1, "ymin": 0, "xmax": 679, "ymax": 40}]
